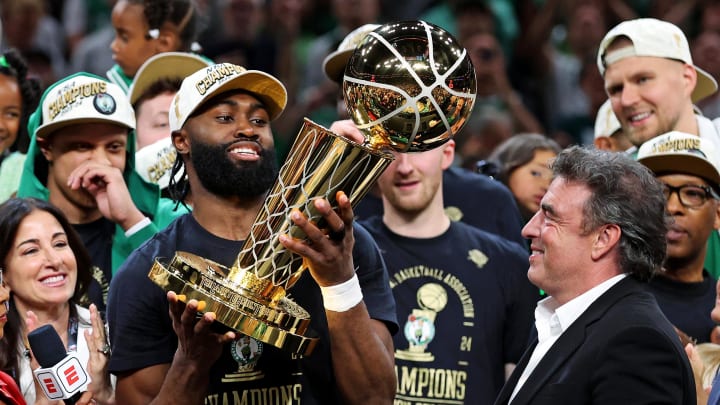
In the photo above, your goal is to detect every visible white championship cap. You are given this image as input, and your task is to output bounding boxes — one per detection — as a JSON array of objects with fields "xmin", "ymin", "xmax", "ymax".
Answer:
[
  {"xmin": 134, "ymin": 137, "xmax": 177, "ymax": 189},
  {"xmin": 35, "ymin": 72, "xmax": 135, "ymax": 139},
  {"xmin": 597, "ymin": 18, "xmax": 718, "ymax": 103},
  {"xmin": 128, "ymin": 52, "xmax": 212, "ymax": 106},
  {"xmin": 637, "ymin": 131, "xmax": 720, "ymax": 188},
  {"xmin": 169, "ymin": 63, "xmax": 287, "ymax": 132},
  {"xmin": 594, "ymin": 99, "xmax": 622, "ymax": 139},
  {"xmin": 322, "ymin": 24, "xmax": 381, "ymax": 84}
]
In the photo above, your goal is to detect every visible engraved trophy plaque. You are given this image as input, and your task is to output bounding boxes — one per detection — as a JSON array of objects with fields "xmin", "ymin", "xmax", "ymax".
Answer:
[{"xmin": 148, "ymin": 20, "xmax": 476, "ymax": 356}]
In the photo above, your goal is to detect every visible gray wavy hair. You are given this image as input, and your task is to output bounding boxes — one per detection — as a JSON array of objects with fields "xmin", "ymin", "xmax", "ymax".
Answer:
[{"xmin": 552, "ymin": 146, "xmax": 669, "ymax": 281}]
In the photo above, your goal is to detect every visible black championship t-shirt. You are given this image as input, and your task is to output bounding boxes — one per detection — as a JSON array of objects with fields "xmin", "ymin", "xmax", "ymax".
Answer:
[
  {"xmin": 355, "ymin": 167, "xmax": 526, "ymax": 247},
  {"xmin": 107, "ymin": 214, "xmax": 397, "ymax": 404},
  {"xmin": 73, "ymin": 217, "xmax": 113, "ymax": 309},
  {"xmin": 361, "ymin": 217, "xmax": 538, "ymax": 405}
]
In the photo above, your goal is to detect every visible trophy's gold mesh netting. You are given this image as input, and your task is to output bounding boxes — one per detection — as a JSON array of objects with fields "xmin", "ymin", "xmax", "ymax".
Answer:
[{"xmin": 233, "ymin": 119, "xmax": 391, "ymax": 291}]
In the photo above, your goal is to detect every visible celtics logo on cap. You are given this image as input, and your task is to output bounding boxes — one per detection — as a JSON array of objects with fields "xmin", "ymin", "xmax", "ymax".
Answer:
[{"xmin": 93, "ymin": 93, "xmax": 116, "ymax": 115}]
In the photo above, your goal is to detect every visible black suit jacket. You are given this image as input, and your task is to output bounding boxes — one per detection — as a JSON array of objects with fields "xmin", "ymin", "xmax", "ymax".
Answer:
[{"xmin": 494, "ymin": 276, "xmax": 695, "ymax": 405}]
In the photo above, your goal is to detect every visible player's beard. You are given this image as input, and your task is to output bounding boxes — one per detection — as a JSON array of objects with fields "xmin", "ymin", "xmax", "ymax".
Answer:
[{"xmin": 190, "ymin": 138, "xmax": 279, "ymax": 198}]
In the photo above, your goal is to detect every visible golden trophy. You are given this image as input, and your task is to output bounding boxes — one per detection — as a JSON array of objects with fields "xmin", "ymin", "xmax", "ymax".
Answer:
[{"xmin": 148, "ymin": 20, "xmax": 476, "ymax": 356}]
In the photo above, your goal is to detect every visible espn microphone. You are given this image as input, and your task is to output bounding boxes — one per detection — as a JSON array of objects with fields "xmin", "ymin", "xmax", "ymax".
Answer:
[{"xmin": 28, "ymin": 324, "xmax": 89, "ymax": 404}]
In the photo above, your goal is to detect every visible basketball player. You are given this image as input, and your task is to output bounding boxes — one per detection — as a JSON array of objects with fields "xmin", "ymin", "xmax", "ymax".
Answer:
[
  {"xmin": 107, "ymin": 63, "xmax": 398, "ymax": 404},
  {"xmin": 350, "ymin": 125, "xmax": 538, "ymax": 403}
]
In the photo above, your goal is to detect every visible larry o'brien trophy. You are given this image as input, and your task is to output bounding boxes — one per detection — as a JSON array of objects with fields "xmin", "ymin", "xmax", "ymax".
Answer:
[{"xmin": 148, "ymin": 20, "xmax": 476, "ymax": 357}]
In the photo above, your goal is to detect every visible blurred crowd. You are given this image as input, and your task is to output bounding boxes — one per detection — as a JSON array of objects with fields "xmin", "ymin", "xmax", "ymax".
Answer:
[{"xmin": 3, "ymin": 0, "xmax": 719, "ymax": 164}]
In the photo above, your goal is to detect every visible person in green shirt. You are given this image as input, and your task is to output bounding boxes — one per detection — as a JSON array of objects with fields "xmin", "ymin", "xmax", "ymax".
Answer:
[
  {"xmin": 0, "ymin": 49, "xmax": 41, "ymax": 203},
  {"xmin": 107, "ymin": 0, "xmax": 203, "ymax": 93},
  {"xmin": 17, "ymin": 72, "xmax": 187, "ymax": 307}
]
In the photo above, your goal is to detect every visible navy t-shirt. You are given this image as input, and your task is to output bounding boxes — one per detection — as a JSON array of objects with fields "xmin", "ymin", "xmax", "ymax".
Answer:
[
  {"xmin": 360, "ymin": 217, "xmax": 537, "ymax": 404},
  {"xmin": 355, "ymin": 166, "xmax": 525, "ymax": 247},
  {"xmin": 107, "ymin": 214, "xmax": 397, "ymax": 404},
  {"xmin": 73, "ymin": 217, "xmax": 113, "ymax": 310},
  {"xmin": 646, "ymin": 270, "xmax": 717, "ymax": 343}
]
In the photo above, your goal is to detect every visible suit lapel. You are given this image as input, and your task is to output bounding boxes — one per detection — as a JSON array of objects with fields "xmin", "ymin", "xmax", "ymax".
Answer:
[
  {"xmin": 494, "ymin": 338, "xmax": 538, "ymax": 405},
  {"xmin": 501, "ymin": 277, "xmax": 640, "ymax": 405}
]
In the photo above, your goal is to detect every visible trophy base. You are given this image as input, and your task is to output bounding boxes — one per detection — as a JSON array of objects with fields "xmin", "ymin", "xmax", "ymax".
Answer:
[{"xmin": 148, "ymin": 252, "xmax": 319, "ymax": 356}]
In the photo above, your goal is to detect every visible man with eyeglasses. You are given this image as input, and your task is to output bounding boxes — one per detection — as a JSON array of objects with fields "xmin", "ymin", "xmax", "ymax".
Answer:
[
  {"xmin": 597, "ymin": 18, "xmax": 720, "ymax": 280},
  {"xmin": 637, "ymin": 131, "xmax": 720, "ymax": 345}
]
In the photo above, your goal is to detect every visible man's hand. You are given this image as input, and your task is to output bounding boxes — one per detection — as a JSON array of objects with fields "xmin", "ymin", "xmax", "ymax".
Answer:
[
  {"xmin": 329, "ymin": 120, "xmax": 366, "ymax": 145},
  {"xmin": 67, "ymin": 161, "xmax": 145, "ymax": 230},
  {"xmin": 685, "ymin": 343, "xmax": 710, "ymax": 404},
  {"xmin": 279, "ymin": 191, "xmax": 356, "ymax": 287},
  {"xmin": 167, "ymin": 292, "xmax": 236, "ymax": 375}
]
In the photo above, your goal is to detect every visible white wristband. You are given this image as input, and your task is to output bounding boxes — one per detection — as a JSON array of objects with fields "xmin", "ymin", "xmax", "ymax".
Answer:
[
  {"xmin": 320, "ymin": 274, "xmax": 363, "ymax": 312},
  {"xmin": 124, "ymin": 216, "xmax": 151, "ymax": 236}
]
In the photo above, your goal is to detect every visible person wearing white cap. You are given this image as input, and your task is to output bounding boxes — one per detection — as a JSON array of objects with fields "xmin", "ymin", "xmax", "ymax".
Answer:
[
  {"xmin": 637, "ymin": 131, "xmax": 720, "ymax": 405},
  {"xmin": 597, "ymin": 18, "xmax": 720, "ymax": 147},
  {"xmin": 107, "ymin": 63, "xmax": 397, "ymax": 404},
  {"xmin": 597, "ymin": 17, "xmax": 720, "ymax": 281},
  {"xmin": 129, "ymin": 52, "xmax": 212, "ymax": 195},
  {"xmin": 16, "ymin": 72, "xmax": 187, "ymax": 308},
  {"xmin": 637, "ymin": 132, "xmax": 720, "ymax": 346},
  {"xmin": 592, "ymin": 99, "xmax": 634, "ymax": 153}
]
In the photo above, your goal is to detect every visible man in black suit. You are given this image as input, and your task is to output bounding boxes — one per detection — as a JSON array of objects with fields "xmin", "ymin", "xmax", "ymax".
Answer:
[{"xmin": 495, "ymin": 146, "xmax": 696, "ymax": 405}]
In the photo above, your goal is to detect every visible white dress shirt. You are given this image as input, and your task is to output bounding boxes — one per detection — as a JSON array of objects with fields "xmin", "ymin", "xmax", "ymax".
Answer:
[{"xmin": 509, "ymin": 274, "xmax": 627, "ymax": 403}]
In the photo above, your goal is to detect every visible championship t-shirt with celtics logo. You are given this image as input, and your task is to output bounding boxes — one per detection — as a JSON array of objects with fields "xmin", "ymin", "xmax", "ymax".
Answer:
[
  {"xmin": 107, "ymin": 214, "xmax": 398, "ymax": 404},
  {"xmin": 354, "ymin": 167, "xmax": 526, "ymax": 248},
  {"xmin": 361, "ymin": 216, "xmax": 538, "ymax": 405}
]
